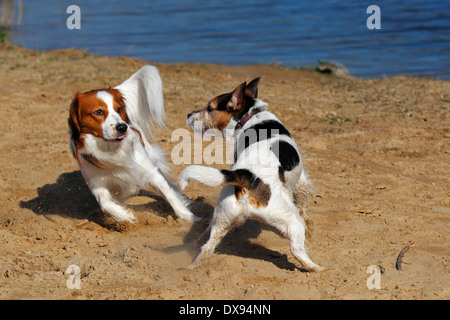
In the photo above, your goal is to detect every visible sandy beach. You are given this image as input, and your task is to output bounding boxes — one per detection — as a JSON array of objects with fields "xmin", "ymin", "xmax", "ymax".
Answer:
[{"xmin": 0, "ymin": 43, "xmax": 449, "ymax": 299}]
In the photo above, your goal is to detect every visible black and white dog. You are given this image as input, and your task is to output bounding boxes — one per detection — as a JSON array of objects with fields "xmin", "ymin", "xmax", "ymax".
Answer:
[{"xmin": 180, "ymin": 78, "xmax": 323, "ymax": 271}]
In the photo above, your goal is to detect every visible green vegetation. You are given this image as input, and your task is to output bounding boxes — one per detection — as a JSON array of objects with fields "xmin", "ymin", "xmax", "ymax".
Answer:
[{"xmin": 0, "ymin": 27, "xmax": 7, "ymax": 43}]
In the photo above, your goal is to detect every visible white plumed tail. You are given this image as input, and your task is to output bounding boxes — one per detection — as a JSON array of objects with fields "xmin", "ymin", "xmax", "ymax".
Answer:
[
  {"xmin": 115, "ymin": 65, "xmax": 166, "ymax": 140},
  {"xmin": 180, "ymin": 165, "xmax": 225, "ymax": 190}
]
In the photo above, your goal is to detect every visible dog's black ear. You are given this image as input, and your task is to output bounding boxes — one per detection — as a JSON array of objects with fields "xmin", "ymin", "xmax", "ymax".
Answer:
[
  {"xmin": 245, "ymin": 77, "xmax": 260, "ymax": 99},
  {"xmin": 228, "ymin": 82, "xmax": 246, "ymax": 112}
]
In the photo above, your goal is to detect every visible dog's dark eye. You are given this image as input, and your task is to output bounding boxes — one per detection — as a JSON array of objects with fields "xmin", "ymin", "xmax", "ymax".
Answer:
[
  {"xmin": 94, "ymin": 109, "xmax": 105, "ymax": 116},
  {"xmin": 117, "ymin": 107, "xmax": 122, "ymax": 113}
]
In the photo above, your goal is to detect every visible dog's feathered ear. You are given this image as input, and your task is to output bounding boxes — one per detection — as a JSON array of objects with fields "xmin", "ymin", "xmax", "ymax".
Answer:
[
  {"xmin": 228, "ymin": 82, "xmax": 246, "ymax": 112},
  {"xmin": 245, "ymin": 77, "xmax": 260, "ymax": 99},
  {"xmin": 68, "ymin": 92, "xmax": 84, "ymax": 166},
  {"xmin": 114, "ymin": 65, "xmax": 166, "ymax": 141},
  {"xmin": 68, "ymin": 93, "xmax": 81, "ymax": 141}
]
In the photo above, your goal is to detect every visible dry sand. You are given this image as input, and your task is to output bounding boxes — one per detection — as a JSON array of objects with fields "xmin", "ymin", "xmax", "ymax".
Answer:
[{"xmin": 0, "ymin": 43, "xmax": 449, "ymax": 299}]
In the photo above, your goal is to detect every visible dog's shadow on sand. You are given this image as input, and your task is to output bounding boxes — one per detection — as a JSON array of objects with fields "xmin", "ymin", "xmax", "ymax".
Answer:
[
  {"xmin": 19, "ymin": 171, "xmax": 172, "ymax": 226},
  {"xmin": 20, "ymin": 171, "xmax": 100, "ymax": 222},
  {"xmin": 20, "ymin": 170, "xmax": 298, "ymax": 271},
  {"xmin": 170, "ymin": 202, "xmax": 299, "ymax": 271}
]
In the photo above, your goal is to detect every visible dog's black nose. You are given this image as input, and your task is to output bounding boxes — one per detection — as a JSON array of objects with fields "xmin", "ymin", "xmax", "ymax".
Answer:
[
  {"xmin": 116, "ymin": 123, "xmax": 128, "ymax": 134},
  {"xmin": 187, "ymin": 113, "xmax": 192, "ymax": 119}
]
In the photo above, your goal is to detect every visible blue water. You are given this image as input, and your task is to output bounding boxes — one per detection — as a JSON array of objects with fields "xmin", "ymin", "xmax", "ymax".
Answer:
[{"xmin": 7, "ymin": 0, "xmax": 450, "ymax": 80}]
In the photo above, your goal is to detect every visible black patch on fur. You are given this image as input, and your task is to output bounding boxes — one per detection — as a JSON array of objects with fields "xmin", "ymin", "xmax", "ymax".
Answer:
[
  {"xmin": 236, "ymin": 120, "xmax": 291, "ymax": 156},
  {"xmin": 271, "ymin": 140, "xmax": 300, "ymax": 174},
  {"xmin": 248, "ymin": 120, "xmax": 291, "ymax": 138},
  {"xmin": 214, "ymin": 93, "xmax": 232, "ymax": 111},
  {"xmin": 221, "ymin": 169, "xmax": 260, "ymax": 189}
]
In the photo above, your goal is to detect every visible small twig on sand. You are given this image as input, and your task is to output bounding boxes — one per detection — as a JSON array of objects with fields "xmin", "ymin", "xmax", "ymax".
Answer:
[
  {"xmin": 396, "ymin": 243, "xmax": 414, "ymax": 271},
  {"xmin": 300, "ymin": 121, "xmax": 311, "ymax": 131},
  {"xmin": 295, "ymin": 121, "xmax": 311, "ymax": 132}
]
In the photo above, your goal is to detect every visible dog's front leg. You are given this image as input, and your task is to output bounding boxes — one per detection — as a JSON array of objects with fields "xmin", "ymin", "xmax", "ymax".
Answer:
[
  {"xmin": 145, "ymin": 168, "xmax": 200, "ymax": 223},
  {"xmin": 90, "ymin": 185, "xmax": 137, "ymax": 223}
]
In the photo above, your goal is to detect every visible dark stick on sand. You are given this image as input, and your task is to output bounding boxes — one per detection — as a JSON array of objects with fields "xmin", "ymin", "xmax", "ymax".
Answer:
[{"xmin": 396, "ymin": 243, "xmax": 414, "ymax": 271}]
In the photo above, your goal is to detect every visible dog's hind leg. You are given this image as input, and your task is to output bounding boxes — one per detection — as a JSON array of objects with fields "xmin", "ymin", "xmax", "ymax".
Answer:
[
  {"xmin": 264, "ymin": 200, "xmax": 323, "ymax": 272},
  {"xmin": 287, "ymin": 217, "xmax": 323, "ymax": 272},
  {"xmin": 187, "ymin": 222, "xmax": 230, "ymax": 269},
  {"xmin": 188, "ymin": 186, "xmax": 244, "ymax": 268},
  {"xmin": 293, "ymin": 169, "xmax": 314, "ymax": 237}
]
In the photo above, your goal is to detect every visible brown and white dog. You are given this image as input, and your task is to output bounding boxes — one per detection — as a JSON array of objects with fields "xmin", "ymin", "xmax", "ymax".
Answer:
[
  {"xmin": 180, "ymin": 78, "xmax": 323, "ymax": 271},
  {"xmin": 69, "ymin": 65, "xmax": 199, "ymax": 223}
]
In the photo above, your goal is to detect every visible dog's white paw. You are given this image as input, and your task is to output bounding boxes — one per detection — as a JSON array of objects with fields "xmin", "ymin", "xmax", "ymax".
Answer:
[
  {"xmin": 123, "ymin": 213, "xmax": 137, "ymax": 224},
  {"xmin": 186, "ymin": 262, "xmax": 199, "ymax": 270},
  {"xmin": 176, "ymin": 208, "xmax": 201, "ymax": 223},
  {"xmin": 108, "ymin": 208, "xmax": 137, "ymax": 224}
]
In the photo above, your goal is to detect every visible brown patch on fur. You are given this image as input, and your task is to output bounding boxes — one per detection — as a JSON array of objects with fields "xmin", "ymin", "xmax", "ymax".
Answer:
[
  {"xmin": 130, "ymin": 127, "xmax": 145, "ymax": 148},
  {"xmin": 190, "ymin": 95, "xmax": 235, "ymax": 131},
  {"xmin": 278, "ymin": 170, "xmax": 286, "ymax": 183},
  {"xmin": 211, "ymin": 110, "xmax": 234, "ymax": 131},
  {"xmin": 250, "ymin": 181, "xmax": 271, "ymax": 208},
  {"xmin": 234, "ymin": 185, "xmax": 270, "ymax": 208},
  {"xmin": 82, "ymin": 154, "xmax": 107, "ymax": 169},
  {"xmin": 106, "ymin": 88, "xmax": 128, "ymax": 123},
  {"xmin": 221, "ymin": 169, "xmax": 271, "ymax": 208},
  {"xmin": 68, "ymin": 96, "xmax": 84, "ymax": 166},
  {"xmin": 76, "ymin": 91, "xmax": 107, "ymax": 138}
]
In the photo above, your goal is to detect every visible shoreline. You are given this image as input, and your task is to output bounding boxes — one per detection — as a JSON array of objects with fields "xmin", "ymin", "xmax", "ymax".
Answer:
[{"xmin": 4, "ymin": 39, "xmax": 450, "ymax": 82}]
